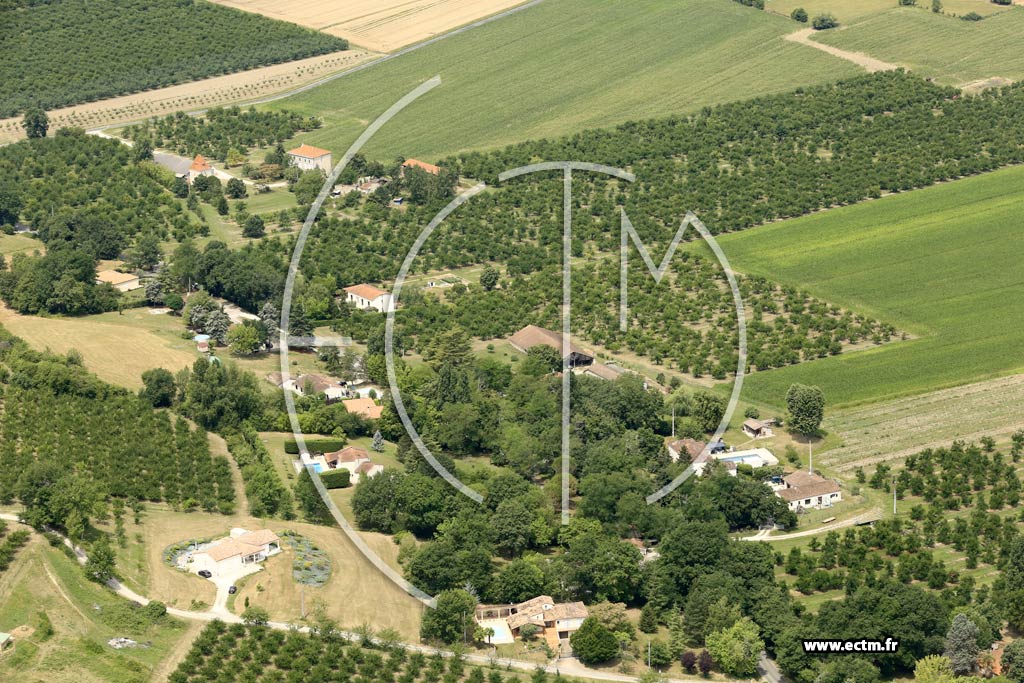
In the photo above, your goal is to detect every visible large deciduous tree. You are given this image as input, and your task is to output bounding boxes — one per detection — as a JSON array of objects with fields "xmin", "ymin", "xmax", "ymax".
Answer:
[{"xmin": 786, "ymin": 383, "xmax": 825, "ymax": 436}]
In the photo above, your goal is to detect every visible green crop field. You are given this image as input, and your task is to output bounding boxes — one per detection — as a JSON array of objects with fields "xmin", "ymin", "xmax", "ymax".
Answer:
[
  {"xmin": 812, "ymin": 6, "xmax": 1024, "ymax": 85},
  {"xmin": 715, "ymin": 163, "xmax": 1024, "ymax": 409},
  {"xmin": 267, "ymin": 0, "xmax": 859, "ymax": 162}
]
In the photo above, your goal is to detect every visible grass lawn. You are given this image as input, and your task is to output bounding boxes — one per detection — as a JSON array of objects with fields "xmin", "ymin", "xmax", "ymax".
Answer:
[
  {"xmin": 117, "ymin": 505, "xmax": 424, "ymax": 640},
  {"xmin": 265, "ymin": 0, "xmax": 859, "ymax": 162},
  {"xmin": 0, "ymin": 233, "xmax": 44, "ymax": 261},
  {"xmin": 0, "ymin": 305, "xmax": 198, "ymax": 390},
  {"xmin": 713, "ymin": 163, "xmax": 1024, "ymax": 409},
  {"xmin": 813, "ymin": 6, "xmax": 1024, "ymax": 85},
  {"xmin": 0, "ymin": 534, "xmax": 191, "ymax": 683}
]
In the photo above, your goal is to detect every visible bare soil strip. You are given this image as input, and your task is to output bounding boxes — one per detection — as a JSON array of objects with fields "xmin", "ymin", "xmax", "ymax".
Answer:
[
  {"xmin": 823, "ymin": 373, "xmax": 1024, "ymax": 471},
  {"xmin": 784, "ymin": 27, "xmax": 899, "ymax": 73}
]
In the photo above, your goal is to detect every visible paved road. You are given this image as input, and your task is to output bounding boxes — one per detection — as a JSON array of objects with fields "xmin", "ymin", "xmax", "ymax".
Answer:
[{"xmin": 757, "ymin": 653, "xmax": 786, "ymax": 683}]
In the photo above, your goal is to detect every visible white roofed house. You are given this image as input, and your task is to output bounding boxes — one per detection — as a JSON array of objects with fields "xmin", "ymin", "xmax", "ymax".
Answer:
[
  {"xmin": 344, "ymin": 284, "xmax": 394, "ymax": 313},
  {"xmin": 287, "ymin": 144, "xmax": 333, "ymax": 173}
]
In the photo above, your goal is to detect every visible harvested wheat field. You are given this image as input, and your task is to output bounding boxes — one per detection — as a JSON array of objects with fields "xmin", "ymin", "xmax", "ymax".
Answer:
[
  {"xmin": 0, "ymin": 49, "xmax": 373, "ymax": 145},
  {"xmin": 209, "ymin": 0, "xmax": 528, "ymax": 52}
]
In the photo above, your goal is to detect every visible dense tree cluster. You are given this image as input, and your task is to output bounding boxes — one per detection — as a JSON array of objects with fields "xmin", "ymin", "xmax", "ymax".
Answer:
[
  {"xmin": 0, "ymin": 332, "xmax": 236, "ymax": 538},
  {"xmin": 126, "ymin": 107, "xmax": 322, "ymax": 161},
  {"xmin": 0, "ymin": 0, "xmax": 348, "ymax": 117},
  {"xmin": 0, "ymin": 130, "xmax": 201, "ymax": 314},
  {"xmin": 350, "ymin": 335, "xmax": 792, "ymax": 603}
]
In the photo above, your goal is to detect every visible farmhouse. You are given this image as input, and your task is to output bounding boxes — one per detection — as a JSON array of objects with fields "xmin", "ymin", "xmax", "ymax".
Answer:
[
  {"xmin": 96, "ymin": 269, "xmax": 141, "ymax": 292},
  {"xmin": 190, "ymin": 528, "xmax": 281, "ymax": 577},
  {"xmin": 187, "ymin": 154, "xmax": 215, "ymax": 185},
  {"xmin": 278, "ymin": 373, "xmax": 346, "ymax": 402},
  {"xmin": 343, "ymin": 284, "xmax": 394, "ymax": 313},
  {"xmin": 775, "ymin": 471, "xmax": 842, "ymax": 511},
  {"xmin": 582, "ymin": 362, "xmax": 628, "ymax": 381},
  {"xmin": 667, "ymin": 437, "xmax": 706, "ymax": 462},
  {"xmin": 475, "ymin": 595, "xmax": 589, "ymax": 648},
  {"xmin": 342, "ymin": 397, "xmax": 383, "ymax": 420},
  {"xmin": 287, "ymin": 144, "xmax": 333, "ymax": 173},
  {"xmin": 320, "ymin": 445, "xmax": 383, "ymax": 482},
  {"xmin": 509, "ymin": 324, "xmax": 594, "ymax": 366},
  {"xmin": 401, "ymin": 158, "xmax": 440, "ymax": 176},
  {"xmin": 742, "ymin": 418, "xmax": 774, "ymax": 439}
]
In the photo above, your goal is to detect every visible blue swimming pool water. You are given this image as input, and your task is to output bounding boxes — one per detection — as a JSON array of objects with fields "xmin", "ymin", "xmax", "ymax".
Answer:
[{"xmin": 313, "ymin": 463, "xmax": 325, "ymax": 473}]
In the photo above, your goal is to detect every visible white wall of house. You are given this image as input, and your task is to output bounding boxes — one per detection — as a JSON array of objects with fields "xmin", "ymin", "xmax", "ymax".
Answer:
[
  {"xmin": 785, "ymin": 491, "xmax": 842, "ymax": 511},
  {"xmin": 290, "ymin": 154, "xmax": 332, "ymax": 173},
  {"xmin": 346, "ymin": 292, "xmax": 394, "ymax": 313}
]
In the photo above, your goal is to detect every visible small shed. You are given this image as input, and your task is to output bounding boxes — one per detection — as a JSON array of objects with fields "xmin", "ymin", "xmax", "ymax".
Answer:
[
  {"xmin": 194, "ymin": 334, "xmax": 211, "ymax": 353},
  {"xmin": 742, "ymin": 418, "xmax": 773, "ymax": 439},
  {"xmin": 0, "ymin": 632, "xmax": 13, "ymax": 655}
]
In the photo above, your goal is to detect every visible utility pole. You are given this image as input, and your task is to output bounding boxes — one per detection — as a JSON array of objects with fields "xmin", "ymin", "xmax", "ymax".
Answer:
[
  {"xmin": 301, "ymin": 583, "xmax": 305, "ymax": 619},
  {"xmin": 893, "ymin": 478, "xmax": 897, "ymax": 516},
  {"xmin": 671, "ymin": 404, "xmax": 676, "ymax": 438},
  {"xmin": 808, "ymin": 438, "xmax": 813, "ymax": 475}
]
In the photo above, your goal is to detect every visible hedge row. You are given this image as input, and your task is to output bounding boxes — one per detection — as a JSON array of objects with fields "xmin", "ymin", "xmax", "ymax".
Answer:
[
  {"xmin": 284, "ymin": 438, "xmax": 346, "ymax": 455},
  {"xmin": 319, "ymin": 469, "xmax": 351, "ymax": 489}
]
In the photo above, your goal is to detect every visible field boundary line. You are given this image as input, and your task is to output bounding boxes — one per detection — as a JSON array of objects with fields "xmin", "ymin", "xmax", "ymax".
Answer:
[{"xmin": 78, "ymin": 0, "xmax": 548, "ymax": 139}]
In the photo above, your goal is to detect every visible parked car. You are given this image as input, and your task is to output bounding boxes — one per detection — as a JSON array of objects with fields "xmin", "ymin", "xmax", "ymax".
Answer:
[
  {"xmin": 198, "ymin": 570, "xmax": 212, "ymax": 578},
  {"xmin": 228, "ymin": 585, "xmax": 237, "ymax": 595}
]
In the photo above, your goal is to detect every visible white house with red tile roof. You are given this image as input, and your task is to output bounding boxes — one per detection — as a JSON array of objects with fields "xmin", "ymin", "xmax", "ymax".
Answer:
[
  {"xmin": 344, "ymin": 284, "xmax": 394, "ymax": 313},
  {"xmin": 287, "ymin": 144, "xmax": 332, "ymax": 173},
  {"xmin": 188, "ymin": 528, "xmax": 281, "ymax": 577},
  {"xmin": 96, "ymin": 269, "xmax": 141, "ymax": 292},
  {"xmin": 187, "ymin": 154, "xmax": 215, "ymax": 185},
  {"xmin": 315, "ymin": 445, "xmax": 383, "ymax": 483}
]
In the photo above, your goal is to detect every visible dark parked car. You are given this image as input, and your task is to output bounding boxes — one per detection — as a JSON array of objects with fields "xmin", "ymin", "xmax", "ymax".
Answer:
[
  {"xmin": 228, "ymin": 585, "xmax": 237, "ymax": 595},
  {"xmin": 198, "ymin": 570, "xmax": 212, "ymax": 578}
]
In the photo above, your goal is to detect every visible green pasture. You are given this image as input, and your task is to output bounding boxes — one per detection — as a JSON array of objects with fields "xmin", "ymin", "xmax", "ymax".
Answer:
[
  {"xmin": 814, "ymin": 6, "xmax": 1024, "ymax": 85},
  {"xmin": 266, "ymin": 0, "xmax": 859, "ymax": 162},
  {"xmin": 716, "ymin": 163, "xmax": 1024, "ymax": 409}
]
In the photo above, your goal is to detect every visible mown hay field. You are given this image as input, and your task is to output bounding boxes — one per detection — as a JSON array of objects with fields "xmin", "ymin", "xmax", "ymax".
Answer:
[
  {"xmin": 266, "ymin": 0, "xmax": 860, "ymax": 162},
  {"xmin": 717, "ymin": 163, "xmax": 1024, "ymax": 408},
  {"xmin": 813, "ymin": 6, "xmax": 1024, "ymax": 85},
  {"xmin": 209, "ymin": 0, "xmax": 528, "ymax": 53},
  {"xmin": 0, "ymin": 306, "xmax": 197, "ymax": 390}
]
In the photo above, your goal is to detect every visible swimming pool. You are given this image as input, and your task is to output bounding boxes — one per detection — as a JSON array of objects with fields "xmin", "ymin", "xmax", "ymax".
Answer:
[{"xmin": 313, "ymin": 463, "xmax": 325, "ymax": 473}]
